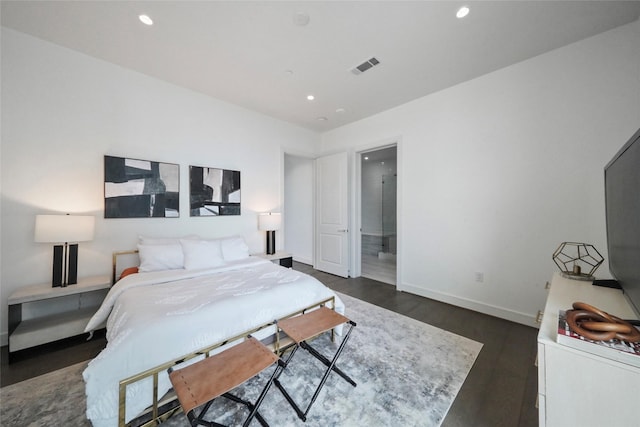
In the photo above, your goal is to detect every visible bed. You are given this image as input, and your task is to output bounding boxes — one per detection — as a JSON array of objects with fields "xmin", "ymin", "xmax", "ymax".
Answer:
[{"xmin": 82, "ymin": 236, "xmax": 344, "ymax": 427}]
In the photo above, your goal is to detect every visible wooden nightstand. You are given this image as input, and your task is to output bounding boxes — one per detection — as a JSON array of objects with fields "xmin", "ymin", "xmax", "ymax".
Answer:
[
  {"xmin": 8, "ymin": 275, "xmax": 110, "ymax": 358},
  {"xmin": 253, "ymin": 251, "xmax": 293, "ymax": 268}
]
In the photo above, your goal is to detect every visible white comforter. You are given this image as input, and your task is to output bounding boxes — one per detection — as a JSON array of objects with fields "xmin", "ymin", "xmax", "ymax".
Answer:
[{"xmin": 83, "ymin": 257, "xmax": 344, "ymax": 427}]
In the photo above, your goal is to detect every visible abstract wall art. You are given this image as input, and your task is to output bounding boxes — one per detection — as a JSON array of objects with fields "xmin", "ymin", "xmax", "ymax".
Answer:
[
  {"xmin": 104, "ymin": 155, "xmax": 180, "ymax": 218},
  {"xmin": 189, "ymin": 166, "xmax": 241, "ymax": 216}
]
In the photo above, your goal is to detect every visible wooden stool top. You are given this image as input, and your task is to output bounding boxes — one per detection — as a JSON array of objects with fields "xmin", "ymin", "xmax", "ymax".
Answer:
[
  {"xmin": 278, "ymin": 306, "xmax": 349, "ymax": 344},
  {"xmin": 169, "ymin": 336, "xmax": 278, "ymax": 414}
]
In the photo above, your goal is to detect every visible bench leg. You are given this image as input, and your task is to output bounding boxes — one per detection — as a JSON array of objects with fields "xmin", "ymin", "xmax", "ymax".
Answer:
[{"xmin": 275, "ymin": 322, "xmax": 357, "ymax": 421}]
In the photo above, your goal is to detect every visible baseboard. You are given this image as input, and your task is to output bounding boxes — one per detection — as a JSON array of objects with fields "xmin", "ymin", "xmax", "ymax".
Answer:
[
  {"xmin": 292, "ymin": 256, "xmax": 313, "ymax": 265},
  {"xmin": 399, "ymin": 282, "xmax": 538, "ymax": 327}
]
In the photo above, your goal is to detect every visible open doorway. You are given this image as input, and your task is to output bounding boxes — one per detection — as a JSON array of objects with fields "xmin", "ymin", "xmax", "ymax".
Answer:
[
  {"xmin": 360, "ymin": 146, "xmax": 397, "ymax": 284},
  {"xmin": 283, "ymin": 153, "xmax": 314, "ymax": 265}
]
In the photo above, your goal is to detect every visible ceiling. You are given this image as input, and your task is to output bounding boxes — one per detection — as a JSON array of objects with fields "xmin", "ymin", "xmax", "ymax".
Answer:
[{"xmin": 2, "ymin": 1, "xmax": 639, "ymax": 132}]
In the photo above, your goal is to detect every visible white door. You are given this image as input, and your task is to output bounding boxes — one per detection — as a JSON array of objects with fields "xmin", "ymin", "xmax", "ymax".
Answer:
[{"xmin": 315, "ymin": 152, "xmax": 349, "ymax": 277}]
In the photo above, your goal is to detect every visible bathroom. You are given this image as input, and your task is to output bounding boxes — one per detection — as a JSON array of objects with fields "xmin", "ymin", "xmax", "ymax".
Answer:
[{"xmin": 360, "ymin": 146, "xmax": 397, "ymax": 284}]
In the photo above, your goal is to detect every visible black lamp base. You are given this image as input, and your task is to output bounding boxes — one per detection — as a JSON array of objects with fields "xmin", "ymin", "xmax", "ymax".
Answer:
[
  {"xmin": 68, "ymin": 243, "xmax": 78, "ymax": 285},
  {"xmin": 266, "ymin": 230, "xmax": 276, "ymax": 255},
  {"xmin": 52, "ymin": 245, "xmax": 63, "ymax": 287},
  {"xmin": 51, "ymin": 243, "xmax": 79, "ymax": 287}
]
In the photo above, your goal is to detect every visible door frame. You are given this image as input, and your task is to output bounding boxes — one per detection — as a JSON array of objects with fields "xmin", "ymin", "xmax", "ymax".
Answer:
[
  {"xmin": 281, "ymin": 136, "xmax": 402, "ymax": 287},
  {"xmin": 282, "ymin": 150, "xmax": 316, "ymax": 265},
  {"xmin": 352, "ymin": 138, "xmax": 402, "ymax": 287}
]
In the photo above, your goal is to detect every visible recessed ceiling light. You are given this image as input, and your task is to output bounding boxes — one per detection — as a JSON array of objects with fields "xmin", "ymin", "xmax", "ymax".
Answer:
[
  {"xmin": 307, "ymin": 95, "xmax": 315, "ymax": 101},
  {"xmin": 456, "ymin": 6, "xmax": 470, "ymax": 19},
  {"xmin": 317, "ymin": 116, "xmax": 328, "ymax": 121},
  {"xmin": 284, "ymin": 69, "xmax": 294, "ymax": 76},
  {"xmin": 293, "ymin": 12, "xmax": 310, "ymax": 27},
  {"xmin": 335, "ymin": 108, "xmax": 346, "ymax": 113},
  {"xmin": 139, "ymin": 14, "xmax": 153, "ymax": 25}
]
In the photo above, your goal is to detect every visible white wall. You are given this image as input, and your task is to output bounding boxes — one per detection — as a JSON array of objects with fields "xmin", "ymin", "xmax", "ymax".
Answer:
[
  {"xmin": 283, "ymin": 154, "xmax": 314, "ymax": 264},
  {"xmin": 0, "ymin": 28, "xmax": 320, "ymax": 343},
  {"xmin": 1, "ymin": 19, "xmax": 639, "ymax": 346},
  {"xmin": 322, "ymin": 20, "xmax": 640, "ymax": 326}
]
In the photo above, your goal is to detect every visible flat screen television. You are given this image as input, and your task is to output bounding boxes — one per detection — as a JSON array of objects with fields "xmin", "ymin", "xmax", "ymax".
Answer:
[{"xmin": 604, "ymin": 127, "xmax": 640, "ymax": 318}]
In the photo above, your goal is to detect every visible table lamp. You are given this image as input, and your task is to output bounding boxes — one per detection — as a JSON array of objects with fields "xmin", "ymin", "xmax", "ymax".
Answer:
[
  {"xmin": 35, "ymin": 214, "xmax": 95, "ymax": 287},
  {"xmin": 258, "ymin": 213, "xmax": 281, "ymax": 255}
]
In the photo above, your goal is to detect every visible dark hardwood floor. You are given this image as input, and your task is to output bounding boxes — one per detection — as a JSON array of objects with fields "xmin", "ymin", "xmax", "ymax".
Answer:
[{"xmin": 1, "ymin": 262, "xmax": 539, "ymax": 426}]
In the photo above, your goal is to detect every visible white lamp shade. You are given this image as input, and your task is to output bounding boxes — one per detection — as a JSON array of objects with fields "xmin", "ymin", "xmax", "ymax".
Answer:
[
  {"xmin": 35, "ymin": 215, "xmax": 95, "ymax": 243},
  {"xmin": 258, "ymin": 213, "xmax": 281, "ymax": 231}
]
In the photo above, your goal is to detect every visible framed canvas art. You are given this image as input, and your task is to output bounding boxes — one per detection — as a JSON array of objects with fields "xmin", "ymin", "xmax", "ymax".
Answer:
[
  {"xmin": 189, "ymin": 166, "xmax": 241, "ymax": 216},
  {"xmin": 104, "ymin": 155, "xmax": 179, "ymax": 218}
]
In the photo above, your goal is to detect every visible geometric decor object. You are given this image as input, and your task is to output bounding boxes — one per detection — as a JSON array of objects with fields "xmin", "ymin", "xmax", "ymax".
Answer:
[
  {"xmin": 552, "ymin": 242, "xmax": 604, "ymax": 281},
  {"xmin": 189, "ymin": 166, "xmax": 241, "ymax": 216}
]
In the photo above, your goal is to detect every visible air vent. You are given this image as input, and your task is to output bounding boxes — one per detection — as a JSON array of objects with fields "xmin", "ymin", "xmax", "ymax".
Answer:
[{"xmin": 351, "ymin": 57, "xmax": 380, "ymax": 75}]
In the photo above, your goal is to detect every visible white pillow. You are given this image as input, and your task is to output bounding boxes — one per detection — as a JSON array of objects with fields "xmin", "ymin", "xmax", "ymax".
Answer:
[
  {"xmin": 181, "ymin": 239, "xmax": 225, "ymax": 270},
  {"xmin": 138, "ymin": 235, "xmax": 199, "ymax": 245},
  {"xmin": 220, "ymin": 236, "xmax": 250, "ymax": 261},
  {"xmin": 137, "ymin": 243, "xmax": 184, "ymax": 272}
]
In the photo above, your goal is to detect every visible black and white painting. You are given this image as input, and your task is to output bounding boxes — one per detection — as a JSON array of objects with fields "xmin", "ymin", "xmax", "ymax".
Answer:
[
  {"xmin": 190, "ymin": 166, "xmax": 241, "ymax": 216},
  {"xmin": 104, "ymin": 155, "xmax": 179, "ymax": 218}
]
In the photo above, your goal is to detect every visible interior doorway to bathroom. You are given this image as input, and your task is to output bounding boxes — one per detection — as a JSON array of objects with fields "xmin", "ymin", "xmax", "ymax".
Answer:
[{"xmin": 360, "ymin": 145, "xmax": 397, "ymax": 285}]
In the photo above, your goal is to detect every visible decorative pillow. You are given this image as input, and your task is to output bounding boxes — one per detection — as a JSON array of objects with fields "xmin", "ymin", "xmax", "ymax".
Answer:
[
  {"xmin": 119, "ymin": 266, "xmax": 139, "ymax": 280},
  {"xmin": 137, "ymin": 243, "xmax": 184, "ymax": 272},
  {"xmin": 220, "ymin": 236, "xmax": 250, "ymax": 261},
  {"xmin": 180, "ymin": 239, "xmax": 226, "ymax": 270}
]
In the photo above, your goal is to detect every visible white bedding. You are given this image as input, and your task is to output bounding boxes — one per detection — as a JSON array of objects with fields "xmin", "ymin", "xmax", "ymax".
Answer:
[{"xmin": 83, "ymin": 257, "xmax": 344, "ymax": 427}]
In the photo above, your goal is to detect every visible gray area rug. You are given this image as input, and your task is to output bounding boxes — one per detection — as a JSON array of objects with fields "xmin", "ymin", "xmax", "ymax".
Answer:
[{"xmin": 1, "ymin": 293, "xmax": 482, "ymax": 426}]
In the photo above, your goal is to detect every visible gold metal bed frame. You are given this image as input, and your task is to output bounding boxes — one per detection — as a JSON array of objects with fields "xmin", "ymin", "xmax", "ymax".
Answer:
[
  {"xmin": 112, "ymin": 249, "xmax": 139, "ymax": 285},
  {"xmin": 109, "ymin": 251, "xmax": 337, "ymax": 427}
]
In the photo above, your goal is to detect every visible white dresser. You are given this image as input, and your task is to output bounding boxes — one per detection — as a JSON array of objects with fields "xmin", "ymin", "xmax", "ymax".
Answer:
[{"xmin": 537, "ymin": 273, "xmax": 640, "ymax": 427}]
